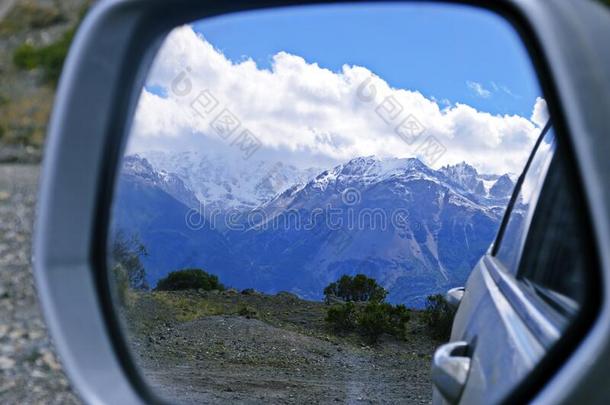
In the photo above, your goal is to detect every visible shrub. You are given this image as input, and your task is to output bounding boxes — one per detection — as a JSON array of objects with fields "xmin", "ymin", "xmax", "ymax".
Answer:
[
  {"xmin": 13, "ymin": 44, "xmax": 38, "ymax": 70},
  {"xmin": 323, "ymin": 274, "xmax": 387, "ymax": 303},
  {"xmin": 326, "ymin": 301, "xmax": 410, "ymax": 344},
  {"xmin": 156, "ymin": 268, "xmax": 224, "ymax": 292},
  {"xmin": 111, "ymin": 231, "xmax": 148, "ymax": 290},
  {"xmin": 382, "ymin": 304, "xmax": 411, "ymax": 339},
  {"xmin": 355, "ymin": 302, "xmax": 389, "ymax": 343},
  {"xmin": 9, "ymin": 3, "xmax": 90, "ymax": 84},
  {"xmin": 237, "ymin": 306, "xmax": 258, "ymax": 319},
  {"xmin": 111, "ymin": 263, "xmax": 130, "ymax": 306},
  {"xmin": 423, "ymin": 294, "xmax": 455, "ymax": 341},
  {"xmin": 325, "ymin": 302, "xmax": 357, "ymax": 332},
  {"xmin": 357, "ymin": 302, "xmax": 411, "ymax": 344}
]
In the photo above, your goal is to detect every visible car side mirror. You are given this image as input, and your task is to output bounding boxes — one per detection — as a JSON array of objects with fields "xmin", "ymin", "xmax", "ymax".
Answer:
[{"xmin": 32, "ymin": 0, "xmax": 610, "ymax": 404}]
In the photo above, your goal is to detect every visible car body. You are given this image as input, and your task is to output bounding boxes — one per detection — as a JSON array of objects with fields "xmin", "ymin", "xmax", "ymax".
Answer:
[{"xmin": 433, "ymin": 123, "xmax": 600, "ymax": 404}]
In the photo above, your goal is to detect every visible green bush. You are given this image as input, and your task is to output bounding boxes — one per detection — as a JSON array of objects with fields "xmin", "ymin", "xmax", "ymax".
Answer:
[
  {"xmin": 382, "ymin": 303, "xmax": 411, "ymax": 338},
  {"xmin": 323, "ymin": 274, "xmax": 387, "ymax": 303},
  {"xmin": 325, "ymin": 301, "xmax": 410, "ymax": 344},
  {"xmin": 355, "ymin": 302, "xmax": 389, "ymax": 343},
  {"xmin": 13, "ymin": 44, "xmax": 38, "ymax": 70},
  {"xmin": 10, "ymin": 3, "xmax": 91, "ymax": 85},
  {"xmin": 13, "ymin": 27, "xmax": 77, "ymax": 85},
  {"xmin": 156, "ymin": 269, "xmax": 225, "ymax": 292},
  {"xmin": 423, "ymin": 294, "xmax": 455, "ymax": 341},
  {"xmin": 357, "ymin": 302, "xmax": 411, "ymax": 344},
  {"xmin": 325, "ymin": 302, "xmax": 357, "ymax": 332},
  {"xmin": 237, "ymin": 305, "xmax": 258, "ymax": 319}
]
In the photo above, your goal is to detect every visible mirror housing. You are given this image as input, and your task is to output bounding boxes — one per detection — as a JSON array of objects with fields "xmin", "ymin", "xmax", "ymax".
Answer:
[
  {"xmin": 446, "ymin": 287, "xmax": 465, "ymax": 310},
  {"xmin": 33, "ymin": 0, "xmax": 610, "ymax": 404}
]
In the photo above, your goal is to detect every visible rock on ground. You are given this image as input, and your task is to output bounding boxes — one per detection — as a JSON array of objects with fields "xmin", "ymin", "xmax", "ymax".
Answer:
[{"xmin": 0, "ymin": 164, "xmax": 81, "ymax": 404}]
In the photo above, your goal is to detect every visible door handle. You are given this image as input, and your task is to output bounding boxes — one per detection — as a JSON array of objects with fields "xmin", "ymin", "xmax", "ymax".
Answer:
[
  {"xmin": 432, "ymin": 341, "xmax": 471, "ymax": 404},
  {"xmin": 445, "ymin": 287, "xmax": 465, "ymax": 310}
]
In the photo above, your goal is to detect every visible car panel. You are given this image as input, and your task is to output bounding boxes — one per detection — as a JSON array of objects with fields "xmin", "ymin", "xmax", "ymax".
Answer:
[{"xmin": 445, "ymin": 256, "xmax": 545, "ymax": 405}]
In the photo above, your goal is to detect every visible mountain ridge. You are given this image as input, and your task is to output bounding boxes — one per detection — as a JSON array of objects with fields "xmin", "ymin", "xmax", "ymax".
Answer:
[{"xmin": 112, "ymin": 153, "xmax": 514, "ymax": 307}]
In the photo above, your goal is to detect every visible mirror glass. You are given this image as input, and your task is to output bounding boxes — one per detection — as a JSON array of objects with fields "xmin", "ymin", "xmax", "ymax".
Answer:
[{"xmin": 108, "ymin": 3, "xmax": 550, "ymax": 403}]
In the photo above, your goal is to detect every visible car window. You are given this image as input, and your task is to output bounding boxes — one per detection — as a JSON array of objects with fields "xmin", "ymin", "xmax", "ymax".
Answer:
[
  {"xmin": 517, "ymin": 153, "xmax": 590, "ymax": 316},
  {"xmin": 494, "ymin": 126, "xmax": 556, "ymax": 273}
]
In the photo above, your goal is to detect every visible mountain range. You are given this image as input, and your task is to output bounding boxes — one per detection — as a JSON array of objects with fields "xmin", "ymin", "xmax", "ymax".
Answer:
[{"xmin": 111, "ymin": 152, "xmax": 514, "ymax": 307}]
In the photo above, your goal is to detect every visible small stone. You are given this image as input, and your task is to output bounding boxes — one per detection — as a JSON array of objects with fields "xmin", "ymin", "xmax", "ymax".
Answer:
[
  {"xmin": 31, "ymin": 369, "xmax": 47, "ymax": 378},
  {"xmin": 0, "ymin": 192, "xmax": 10, "ymax": 201},
  {"xmin": 0, "ymin": 356, "xmax": 15, "ymax": 370},
  {"xmin": 41, "ymin": 350, "xmax": 61, "ymax": 371}
]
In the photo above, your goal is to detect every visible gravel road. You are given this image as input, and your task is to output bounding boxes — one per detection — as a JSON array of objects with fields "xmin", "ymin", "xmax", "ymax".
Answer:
[{"xmin": 0, "ymin": 164, "xmax": 81, "ymax": 404}]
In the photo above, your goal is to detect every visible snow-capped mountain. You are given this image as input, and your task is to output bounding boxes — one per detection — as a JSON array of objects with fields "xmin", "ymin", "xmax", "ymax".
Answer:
[
  {"xmin": 439, "ymin": 161, "xmax": 515, "ymax": 205},
  {"xmin": 113, "ymin": 153, "xmax": 516, "ymax": 307},
  {"xmin": 121, "ymin": 155, "xmax": 200, "ymax": 209},
  {"xmin": 111, "ymin": 156, "xmax": 248, "ymax": 288},
  {"xmin": 228, "ymin": 156, "xmax": 507, "ymax": 306},
  {"xmin": 141, "ymin": 151, "xmax": 320, "ymax": 212}
]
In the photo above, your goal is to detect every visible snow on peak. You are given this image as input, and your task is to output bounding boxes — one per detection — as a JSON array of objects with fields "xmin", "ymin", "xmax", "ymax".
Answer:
[{"xmin": 139, "ymin": 150, "xmax": 321, "ymax": 212}]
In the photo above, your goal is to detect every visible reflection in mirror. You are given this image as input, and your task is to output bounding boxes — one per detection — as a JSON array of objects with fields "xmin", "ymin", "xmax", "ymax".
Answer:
[{"xmin": 108, "ymin": 3, "xmax": 547, "ymax": 403}]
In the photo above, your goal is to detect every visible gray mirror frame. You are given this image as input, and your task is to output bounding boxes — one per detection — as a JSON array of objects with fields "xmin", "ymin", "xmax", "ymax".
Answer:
[{"xmin": 33, "ymin": 0, "xmax": 610, "ymax": 404}]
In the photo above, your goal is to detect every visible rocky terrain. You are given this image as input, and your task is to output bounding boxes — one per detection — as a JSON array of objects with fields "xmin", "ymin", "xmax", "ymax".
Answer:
[
  {"xmin": 123, "ymin": 289, "xmax": 437, "ymax": 404},
  {"xmin": 0, "ymin": 164, "xmax": 80, "ymax": 404},
  {"xmin": 0, "ymin": 0, "xmax": 90, "ymax": 163}
]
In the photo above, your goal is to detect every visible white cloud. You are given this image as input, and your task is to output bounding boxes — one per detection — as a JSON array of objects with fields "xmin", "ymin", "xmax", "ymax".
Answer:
[
  {"xmin": 491, "ymin": 81, "xmax": 519, "ymax": 99},
  {"xmin": 466, "ymin": 81, "xmax": 491, "ymax": 98},
  {"xmin": 128, "ymin": 26, "xmax": 543, "ymax": 175},
  {"xmin": 530, "ymin": 97, "xmax": 549, "ymax": 128}
]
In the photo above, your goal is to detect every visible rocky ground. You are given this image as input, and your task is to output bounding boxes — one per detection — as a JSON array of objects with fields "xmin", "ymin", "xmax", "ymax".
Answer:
[
  {"xmin": 0, "ymin": 164, "xmax": 80, "ymax": 404},
  {"xmin": 123, "ymin": 289, "xmax": 436, "ymax": 404},
  {"xmin": 0, "ymin": 0, "xmax": 91, "ymax": 163}
]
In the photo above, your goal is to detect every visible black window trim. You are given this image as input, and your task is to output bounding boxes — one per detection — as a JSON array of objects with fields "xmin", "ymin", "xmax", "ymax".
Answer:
[{"xmin": 492, "ymin": 120, "xmax": 552, "ymax": 257}]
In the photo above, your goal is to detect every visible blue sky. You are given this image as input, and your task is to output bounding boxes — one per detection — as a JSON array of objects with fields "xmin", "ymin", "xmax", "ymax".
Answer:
[{"xmin": 190, "ymin": 3, "xmax": 541, "ymax": 118}]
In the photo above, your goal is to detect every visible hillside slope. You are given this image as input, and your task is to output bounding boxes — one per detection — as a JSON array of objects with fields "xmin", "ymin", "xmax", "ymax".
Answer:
[
  {"xmin": 0, "ymin": 0, "xmax": 90, "ymax": 162},
  {"xmin": 124, "ymin": 289, "xmax": 436, "ymax": 404}
]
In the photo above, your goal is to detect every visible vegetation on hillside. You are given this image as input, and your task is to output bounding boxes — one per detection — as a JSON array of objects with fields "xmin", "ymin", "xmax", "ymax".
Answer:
[
  {"xmin": 0, "ymin": 1, "xmax": 66, "ymax": 34},
  {"xmin": 110, "ymin": 231, "xmax": 148, "ymax": 305},
  {"xmin": 113, "ymin": 258, "xmax": 454, "ymax": 345},
  {"xmin": 422, "ymin": 294, "xmax": 455, "ymax": 341},
  {"xmin": 0, "ymin": 0, "xmax": 91, "ymax": 155},
  {"xmin": 322, "ymin": 274, "xmax": 456, "ymax": 343},
  {"xmin": 323, "ymin": 274, "xmax": 412, "ymax": 343},
  {"xmin": 13, "ymin": 27, "xmax": 76, "ymax": 85},
  {"xmin": 323, "ymin": 273, "xmax": 387, "ymax": 303},
  {"xmin": 9, "ymin": 3, "xmax": 88, "ymax": 86},
  {"xmin": 155, "ymin": 268, "xmax": 225, "ymax": 292}
]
